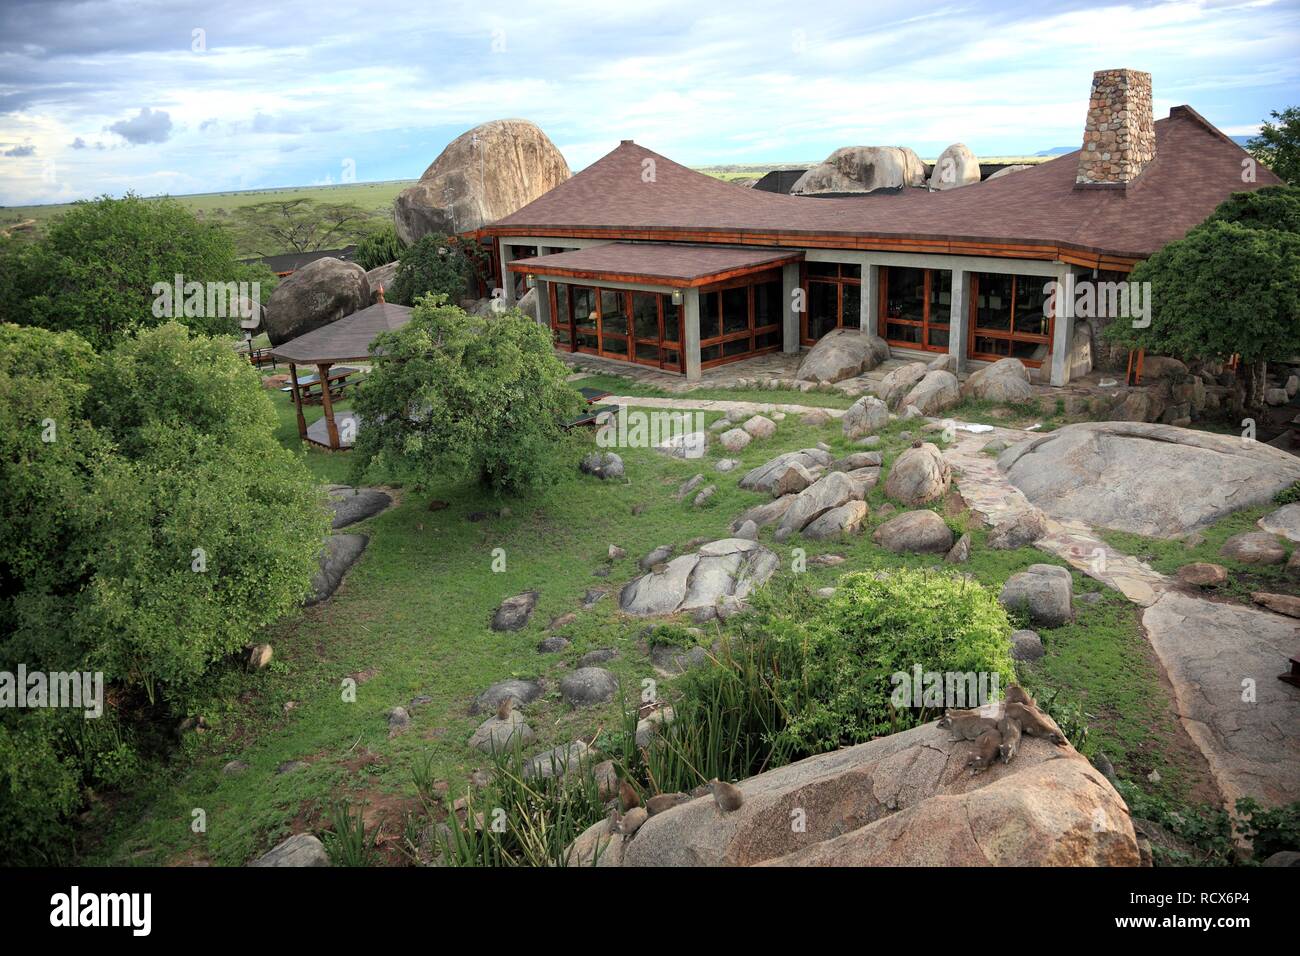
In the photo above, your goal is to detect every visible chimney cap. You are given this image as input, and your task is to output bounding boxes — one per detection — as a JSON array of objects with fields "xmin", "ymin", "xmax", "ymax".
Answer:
[{"xmin": 620, "ymin": 139, "xmax": 634, "ymax": 145}]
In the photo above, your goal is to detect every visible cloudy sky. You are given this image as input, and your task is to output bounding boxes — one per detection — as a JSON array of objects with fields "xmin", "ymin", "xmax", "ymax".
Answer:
[{"xmin": 0, "ymin": 0, "xmax": 1296, "ymax": 206}]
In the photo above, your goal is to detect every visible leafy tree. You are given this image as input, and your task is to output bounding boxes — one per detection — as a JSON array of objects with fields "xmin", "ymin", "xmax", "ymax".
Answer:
[
  {"xmin": 353, "ymin": 223, "xmax": 406, "ymax": 270},
  {"xmin": 350, "ymin": 297, "xmax": 584, "ymax": 494},
  {"xmin": 1104, "ymin": 213, "xmax": 1300, "ymax": 407},
  {"xmin": 389, "ymin": 233, "xmax": 488, "ymax": 307},
  {"xmin": 1, "ymin": 322, "xmax": 329, "ymax": 703},
  {"xmin": 0, "ymin": 194, "xmax": 273, "ymax": 349},
  {"xmin": 226, "ymin": 197, "xmax": 377, "ymax": 257},
  {"xmin": 1207, "ymin": 184, "xmax": 1300, "ymax": 233},
  {"xmin": 1248, "ymin": 106, "xmax": 1300, "ymax": 186}
]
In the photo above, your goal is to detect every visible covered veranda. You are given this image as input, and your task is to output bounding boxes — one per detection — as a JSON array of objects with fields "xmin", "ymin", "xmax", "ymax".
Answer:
[
  {"xmin": 271, "ymin": 300, "xmax": 413, "ymax": 450},
  {"xmin": 507, "ymin": 243, "xmax": 805, "ymax": 382}
]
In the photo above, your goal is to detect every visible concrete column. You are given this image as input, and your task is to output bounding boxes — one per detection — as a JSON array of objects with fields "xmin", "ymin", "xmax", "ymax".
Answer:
[
  {"xmin": 684, "ymin": 289, "xmax": 702, "ymax": 382},
  {"xmin": 862, "ymin": 264, "xmax": 880, "ymax": 333},
  {"xmin": 499, "ymin": 244, "xmax": 518, "ymax": 306},
  {"xmin": 535, "ymin": 279, "xmax": 551, "ymax": 329},
  {"xmin": 948, "ymin": 269, "xmax": 969, "ymax": 373},
  {"xmin": 1048, "ymin": 265, "xmax": 1075, "ymax": 386},
  {"xmin": 781, "ymin": 262, "xmax": 801, "ymax": 353}
]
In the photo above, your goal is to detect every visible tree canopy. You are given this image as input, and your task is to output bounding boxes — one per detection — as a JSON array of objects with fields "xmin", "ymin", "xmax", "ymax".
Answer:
[
  {"xmin": 224, "ymin": 197, "xmax": 378, "ymax": 257},
  {"xmin": 389, "ymin": 233, "xmax": 488, "ymax": 306},
  {"xmin": 1247, "ymin": 106, "xmax": 1300, "ymax": 186},
  {"xmin": 350, "ymin": 297, "xmax": 584, "ymax": 494}
]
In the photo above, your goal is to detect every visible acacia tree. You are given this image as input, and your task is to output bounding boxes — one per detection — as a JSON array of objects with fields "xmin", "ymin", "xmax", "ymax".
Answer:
[
  {"xmin": 1104, "ymin": 193, "xmax": 1300, "ymax": 408},
  {"xmin": 1248, "ymin": 106, "xmax": 1300, "ymax": 186},
  {"xmin": 227, "ymin": 197, "xmax": 377, "ymax": 257},
  {"xmin": 350, "ymin": 297, "xmax": 584, "ymax": 494}
]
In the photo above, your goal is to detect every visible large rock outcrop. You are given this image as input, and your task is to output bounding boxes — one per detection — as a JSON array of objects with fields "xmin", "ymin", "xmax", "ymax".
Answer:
[
  {"xmin": 579, "ymin": 719, "xmax": 1139, "ymax": 867},
  {"xmin": 795, "ymin": 329, "xmax": 888, "ymax": 383},
  {"xmin": 619, "ymin": 538, "xmax": 779, "ymax": 621},
  {"xmin": 264, "ymin": 258, "xmax": 369, "ymax": 347},
  {"xmin": 393, "ymin": 119, "xmax": 571, "ymax": 243},
  {"xmin": 1000, "ymin": 422, "xmax": 1300, "ymax": 538},
  {"xmin": 928, "ymin": 143, "xmax": 981, "ymax": 190},
  {"xmin": 791, "ymin": 146, "xmax": 926, "ymax": 195}
]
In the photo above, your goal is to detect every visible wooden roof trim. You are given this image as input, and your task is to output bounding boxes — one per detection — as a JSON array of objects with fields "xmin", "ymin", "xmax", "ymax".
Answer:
[{"xmin": 506, "ymin": 252, "xmax": 804, "ymax": 287}]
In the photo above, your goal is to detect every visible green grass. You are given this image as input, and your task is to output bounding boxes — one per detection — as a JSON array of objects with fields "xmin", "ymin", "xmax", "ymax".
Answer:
[
  {"xmin": 1098, "ymin": 506, "xmax": 1294, "ymax": 604},
  {"xmin": 83, "ymin": 383, "xmax": 1212, "ymax": 864}
]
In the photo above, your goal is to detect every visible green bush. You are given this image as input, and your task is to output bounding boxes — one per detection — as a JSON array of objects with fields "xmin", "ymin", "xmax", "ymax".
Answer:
[
  {"xmin": 1275, "ymin": 481, "xmax": 1300, "ymax": 505},
  {"xmin": 350, "ymin": 297, "xmax": 584, "ymax": 494},
  {"xmin": 389, "ymin": 234, "xmax": 488, "ymax": 306},
  {"xmin": 0, "ymin": 194, "xmax": 273, "ymax": 348},
  {"xmin": 0, "ymin": 713, "xmax": 82, "ymax": 865},
  {"xmin": 353, "ymin": 224, "xmax": 405, "ymax": 271}
]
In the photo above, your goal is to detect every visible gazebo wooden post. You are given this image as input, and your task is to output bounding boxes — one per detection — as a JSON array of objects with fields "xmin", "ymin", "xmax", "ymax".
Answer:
[
  {"xmin": 288, "ymin": 362, "xmax": 308, "ymax": 441},
  {"xmin": 317, "ymin": 362, "xmax": 341, "ymax": 450}
]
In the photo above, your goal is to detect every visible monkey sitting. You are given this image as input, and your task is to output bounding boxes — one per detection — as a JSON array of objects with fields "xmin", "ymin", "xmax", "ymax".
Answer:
[
  {"xmin": 938, "ymin": 710, "xmax": 1000, "ymax": 741},
  {"xmin": 997, "ymin": 716, "xmax": 1023, "ymax": 763},
  {"xmin": 1005, "ymin": 701, "xmax": 1067, "ymax": 745},
  {"xmin": 966, "ymin": 728, "xmax": 1003, "ymax": 773}
]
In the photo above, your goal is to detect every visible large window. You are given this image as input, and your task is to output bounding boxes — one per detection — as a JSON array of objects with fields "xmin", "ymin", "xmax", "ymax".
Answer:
[
  {"xmin": 549, "ymin": 283, "xmax": 683, "ymax": 372},
  {"xmin": 699, "ymin": 271, "xmax": 783, "ymax": 369},
  {"xmin": 969, "ymin": 273, "xmax": 1053, "ymax": 367},
  {"xmin": 803, "ymin": 262, "xmax": 861, "ymax": 344},
  {"xmin": 879, "ymin": 267, "xmax": 951, "ymax": 352}
]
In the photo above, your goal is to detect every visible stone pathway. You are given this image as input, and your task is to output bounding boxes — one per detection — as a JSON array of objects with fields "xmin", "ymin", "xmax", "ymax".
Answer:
[{"xmin": 603, "ymin": 395, "xmax": 847, "ymax": 419}]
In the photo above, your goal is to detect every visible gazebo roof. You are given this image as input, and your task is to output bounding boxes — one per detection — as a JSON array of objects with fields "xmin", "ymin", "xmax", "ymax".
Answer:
[{"xmin": 271, "ymin": 301, "xmax": 414, "ymax": 364}]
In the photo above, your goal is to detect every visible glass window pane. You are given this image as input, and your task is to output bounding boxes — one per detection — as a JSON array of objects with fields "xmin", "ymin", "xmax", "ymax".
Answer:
[
  {"xmin": 723, "ymin": 338, "xmax": 750, "ymax": 357},
  {"xmin": 700, "ymin": 292, "xmax": 722, "ymax": 340},
  {"xmin": 807, "ymin": 262, "xmax": 838, "ymax": 278},
  {"xmin": 887, "ymin": 323, "xmax": 923, "ymax": 344},
  {"xmin": 600, "ymin": 290, "xmax": 628, "ymax": 337},
  {"xmin": 701, "ymin": 344, "xmax": 721, "ymax": 363},
  {"xmin": 928, "ymin": 271, "xmax": 952, "ymax": 327},
  {"xmin": 755, "ymin": 329, "xmax": 781, "ymax": 351},
  {"xmin": 975, "ymin": 274, "xmax": 1014, "ymax": 331},
  {"xmin": 722, "ymin": 287, "xmax": 749, "ymax": 335},
  {"xmin": 807, "ymin": 281, "xmax": 838, "ymax": 340},
  {"xmin": 663, "ymin": 302, "xmax": 680, "ymax": 344},
  {"xmin": 573, "ymin": 287, "xmax": 596, "ymax": 330},
  {"xmin": 635, "ymin": 342, "xmax": 660, "ymax": 363},
  {"xmin": 841, "ymin": 264, "xmax": 862, "ymax": 281},
  {"xmin": 927, "ymin": 328, "xmax": 949, "ymax": 349},
  {"xmin": 842, "ymin": 283, "xmax": 861, "ymax": 329},
  {"xmin": 632, "ymin": 292, "xmax": 659, "ymax": 341},
  {"xmin": 754, "ymin": 280, "xmax": 782, "ymax": 329},
  {"xmin": 885, "ymin": 267, "xmax": 926, "ymax": 324},
  {"xmin": 663, "ymin": 349, "xmax": 680, "ymax": 369},
  {"xmin": 553, "ymin": 284, "xmax": 570, "ymax": 326},
  {"xmin": 1014, "ymin": 277, "xmax": 1051, "ymax": 338}
]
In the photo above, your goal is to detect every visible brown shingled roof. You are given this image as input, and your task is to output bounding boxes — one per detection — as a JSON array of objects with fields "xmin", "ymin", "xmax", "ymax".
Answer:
[
  {"xmin": 507, "ymin": 242, "xmax": 801, "ymax": 286},
  {"xmin": 487, "ymin": 106, "xmax": 1281, "ymax": 263},
  {"xmin": 272, "ymin": 301, "xmax": 413, "ymax": 364}
]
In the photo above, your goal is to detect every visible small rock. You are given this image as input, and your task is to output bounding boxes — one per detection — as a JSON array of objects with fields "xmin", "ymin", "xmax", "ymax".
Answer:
[
  {"xmin": 675, "ymin": 474, "xmax": 706, "ymax": 501},
  {"xmin": 1147, "ymin": 769, "xmax": 1161, "ymax": 784},
  {"xmin": 579, "ymin": 648, "xmax": 619, "ymax": 667},
  {"xmin": 387, "ymin": 706, "xmax": 411, "ymax": 736},
  {"xmin": 608, "ymin": 544, "xmax": 626, "ymax": 560},
  {"xmin": 525, "ymin": 741, "xmax": 590, "ymax": 779},
  {"xmin": 250, "ymin": 833, "xmax": 330, "ymax": 867},
  {"xmin": 548, "ymin": 612, "xmax": 578, "ymax": 630},
  {"xmin": 1177, "ymin": 562, "xmax": 1228, "ymax": 588},
  {"xmin": 468, "ymin": 711, "xmax": 535, "ymax": 753},
  {"xmin": 719, "ymin": 428, "xmax": 752, "ymax": 453},
  {"xmin": 559, "ymin": 667, "xmax": 618, "ymax": 706},
  {"xmin": 491, "ymin": 591, "xmax": 540, "ymax": 631},
  {"xmin": 580, "ymin": 451, "xmax": 625, "ymax": 480},
  {"xmin": 736, "ymin": 519, "xmax": 759, "ymax": 541},
  {"xmin": 582, "ymin": 588, "xmax": 608, "ymax": 608},
  {"xmin": 693, "ymin": 484, "xmax": 717, "ymax": 507},
  {"xmin": 945, "ymin": 533, "xmax": 971, "ymax": 563},
  {"xmin": 222, "ymin": 760, "xmax": 248, "ymax": 776},
  {"xmin": 1009, "ymin": 629, "xmax": 1045, "ymax": 661},
  {"xmin": 716, "ymin": 458, "xmax": 740, "ymax": 472},
  {"xmin": 1220, "ymin": 532, "xmax": 1287, "ymax": 565},
  {"xmin": 538, "ymin": 636, "xmax": 570, "ymax": 653},
  {"xmin": 801, "ymin": 408, "xmax": 832, "ymax": 426},
  {"xmin": 470, "ymin": 679, "xmax": 544, "ymax": 715},
  {"xmin": 276, "ymin": 760, "xmax": 307, "ymax": 775},
  {"xmin": 987, "ymin": 509, "xmax": 1049, "ymax": 550},
  {"xmin": 999, "ymin": 564, "xmax": 1073, "ymax": 627},
  {"xmin": 1252, "ymin": 591, "xmax": 1300, "ymax": 618},
  {"xmin": 856, "ymin": 435, "xmax": 881, "ymax": 448},
  {"xmin": 247, "ymin": 643, "xmax": 273, "ymax": 670},
  {"xmin": 639, "ymin": 545, "xmax": 674, "ymax": 570},
  {"xmin": 742, "ymin": 415, "xmax": 777, "ymax": 439}
]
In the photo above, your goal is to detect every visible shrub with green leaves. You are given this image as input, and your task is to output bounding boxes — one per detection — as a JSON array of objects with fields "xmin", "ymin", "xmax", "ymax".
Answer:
[
  {"xmin": 389, "ymin": 233, "xmax": 488, "ymax": 306},
  {"xmin": 350, "ymin": 297, "xmax": 584, "ymax": 494},
  {"xmin": 0, "ymin": 193, "xmax": 274, "ymax": 348},
  {"xmin": 353, "ymin": 223, "xmax": 406, "ymax": 271}
]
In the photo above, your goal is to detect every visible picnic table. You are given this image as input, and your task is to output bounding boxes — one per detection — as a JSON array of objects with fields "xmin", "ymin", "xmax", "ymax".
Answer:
[{"xmin": 281, "ymin": 366, "xmax": 360, "ymax": 405}]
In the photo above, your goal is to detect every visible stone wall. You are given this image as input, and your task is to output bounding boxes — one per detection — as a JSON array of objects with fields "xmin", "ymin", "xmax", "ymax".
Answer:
[{"xmin": 1075, "ymin": 69, "xmax": 1156, "ymax": 186}]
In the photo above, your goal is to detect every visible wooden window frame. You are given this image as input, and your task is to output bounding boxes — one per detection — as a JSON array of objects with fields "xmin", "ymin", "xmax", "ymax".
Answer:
[
  {"xmin": 966, "ymin": 273, "xmax": 1054, "ymax": 369},
  {"xmin": 548, "ymin": 281, "xmax": 683, "ymax": 372},
  {"xmin": 878, "ymin": 267, "xmax": 951, "ymax": 354},
  {"xmin": 698, "ymin": 269, "xmax": 783, "ymax": 370},
  {"xmin": 800, "ymin": 262, "xmax": 861, "ymax": 346}
]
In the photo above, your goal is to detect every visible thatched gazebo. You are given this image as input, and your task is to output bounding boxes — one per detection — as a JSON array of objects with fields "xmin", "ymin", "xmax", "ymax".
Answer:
[{"xmin": 271, "ymin": 299, "xmax": 413, "ymax": 450}]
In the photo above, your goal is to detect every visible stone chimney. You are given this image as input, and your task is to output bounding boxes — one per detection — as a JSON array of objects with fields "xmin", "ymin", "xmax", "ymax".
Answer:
[{"xmin": 1075, "ymin": 69, "xmax": 1156, "ymax": 187}]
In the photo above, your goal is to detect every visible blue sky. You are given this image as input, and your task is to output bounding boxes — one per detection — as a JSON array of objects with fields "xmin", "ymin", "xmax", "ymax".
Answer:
[{"xmin": 0, "ymin": 0, "xmax": 1297, "ymax": 205}]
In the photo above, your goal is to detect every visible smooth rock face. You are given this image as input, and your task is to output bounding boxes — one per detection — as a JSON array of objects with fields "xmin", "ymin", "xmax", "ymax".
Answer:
[
  {"xmin": 491, "ymin": 591, "xmax": 540, "ymax": 631},
  {"xmin": 365, "ymin": 261, "xmax": 399, "ymax": 300},
  {"xmin": 791, "ymin": 145, "xmax": 927, "ymax": 195},
  {"xmin": 962, "ymin": 357, "xmax": 1033, "ymax": 403},
  {"xmin": 470, "ymin": 679, "xmax": 544, "ymax": 715},
  {"xmin": 872, "ymin": 510, "xmax": 953, "ymax": 553},
  {"xmin": 795, "ymin": 328, "xmax": 888, "ymax": 383},
  {"xmin": 899, "ymin": 369, "xmax": 960, "ymax": 416},
  {"xmin": 580, "ymin": 452, "xmax": 624, "ymax": 480},
  {"xmin": 594, "ymin": 719, "xmax": 1137, "ymax": 867},
  {"xmin": 739, "ymin": 448, "xmax": 831, "ymax": 493},
  {"xmin": 1220, "ymin": 532, "xmax": 1287, "ymax": 565},
  {"xmin": 999, "ymin": 564, "xmax": 1073, "ymax": 627},
  {"xmin": 468, "ymin": 711, "xmax": 535, "ymax": 753},
  {"xmin": 986, "ymin": 508, "xmax": 1048, "ymax": 550},
  {"xmin": 842, "ymin": 395, "xmax": 890, "ymax": 438},
  {"xmin": 264, "ymin": 257, "xmax": 370, "ymax": 347},
  {"xmin": 802, "ymin": 500, "xmax": 870, "ymax": 540},
  {"xmin": 877, "ymin": 362, "xmax": 929, "ymax": 409},
  {"xmin": 775, "ymin": 472, "xmax": 860, "ymax": 541},
  {"xmin": 742, "ymin": 415, "xmax": 776, "ymax": 439},
  {"xmin": 620, "ymin": 538, "xmax": 779, "ymax": 618},
  {"xmin": 883, "ymin": 442, "xmax": 951, "ymax": 505},
  {"xmin": 1258, "ymin": 503, "xmax": 1300, "ymax": 543},
  {"xmin": 524, "ymin": 741, "xmax": 589, "ymax": 779},
  {"xmin": 327, "ymin": 485, "xmax": 392, "ymax": 529},
  {"xmin": 1009, "ymin": 629, "xmax": 1045, "ymax": 661},
  {"xmin": 945, "ymin": 532, "xmax": 971, "ymax": 563},
  {"xmin": 250, "ymin": 833, "xmax": 331, "ymax": 867},
  {"xmin": 393, "ymin": 119, "xmax": 570, "ymax": 243},
  {"xmin": 559, "ymin": 667, "xmax": 618, "ymax": 706},
  {"xmin": 307, "ymin": 534, "xmax": 368, "ymax": 606},
  {"xmin": 1253, "ymin": 592, "xmax": 1300, "ymax": 618},
  {"xmin": 1000, "ymin": 422, "xmax": 1300, "ymax": 538},
  {"xmin": 928, "ymin": 142, "xmax": 981, "ymax": 190}
]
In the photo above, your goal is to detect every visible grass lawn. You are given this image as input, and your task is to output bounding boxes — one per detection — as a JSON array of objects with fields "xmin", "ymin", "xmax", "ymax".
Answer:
[{"xmin": 86, "ymin": 381, "xmax": 1217, "ymax": 864}]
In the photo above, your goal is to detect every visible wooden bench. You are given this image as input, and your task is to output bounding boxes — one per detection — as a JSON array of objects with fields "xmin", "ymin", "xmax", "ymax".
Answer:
[{"xmin": 281, "ymin": 367, "xmax": 360, "ymax": 405}]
